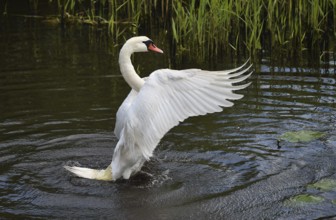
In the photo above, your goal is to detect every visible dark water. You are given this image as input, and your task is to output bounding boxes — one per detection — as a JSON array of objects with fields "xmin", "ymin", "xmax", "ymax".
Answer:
[{"xmin": 1, "ymin": 18, "xmax": 336, "ymax": 219}]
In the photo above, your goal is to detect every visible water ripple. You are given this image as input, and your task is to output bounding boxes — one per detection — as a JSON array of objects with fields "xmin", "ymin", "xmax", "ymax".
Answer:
[{"xmin": 1, "ymin": 24, "xmax": 336, "ymax": 219}]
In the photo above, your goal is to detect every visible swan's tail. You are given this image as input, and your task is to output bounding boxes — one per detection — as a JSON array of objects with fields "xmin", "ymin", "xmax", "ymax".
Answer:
[{"xmin": 64, "ymin": 165, "xmax": 113, "ymax": 181}]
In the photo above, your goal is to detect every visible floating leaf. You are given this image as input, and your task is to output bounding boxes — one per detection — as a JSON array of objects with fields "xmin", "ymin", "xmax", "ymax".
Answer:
[
  {"xmin": 308, "ymin": 179, "xmax": 336, "ymax": 191},
  {"xmin": 332, "ymin": 200, "xmax": 336, "ymax": 204},
  {"xmin": 290, "ymin": 194, "xmax": 324, "ymax": 204},
  {"xmin": 279, "ymin": 130, "xmax": 325, "ymax": 143}
]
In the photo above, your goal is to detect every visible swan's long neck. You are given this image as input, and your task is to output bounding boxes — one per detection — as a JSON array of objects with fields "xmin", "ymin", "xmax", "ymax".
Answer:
[{"xmin": 119, "ymin": 45, "xmax": 145, "ymax": 92}]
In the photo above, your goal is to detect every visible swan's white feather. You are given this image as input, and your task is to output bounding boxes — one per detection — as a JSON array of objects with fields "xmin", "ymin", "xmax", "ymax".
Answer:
[
  {"xmin": 114, "ymin": 63, "xmax": 252, "ymax": 173},
  {"xmin": 65, "ymin": 36, "xmax": 252, "ymax": 181}
]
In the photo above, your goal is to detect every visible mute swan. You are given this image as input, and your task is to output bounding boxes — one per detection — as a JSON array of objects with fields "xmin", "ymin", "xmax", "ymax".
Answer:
[{"xmin": 64, "ymin": 36, "xmax": 252, "ymax": 181}]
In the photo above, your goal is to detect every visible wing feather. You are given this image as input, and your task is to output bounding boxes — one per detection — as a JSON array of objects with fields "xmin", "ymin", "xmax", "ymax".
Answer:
[{"xmin": 121, "ymin": 62, "xmax": 252, "ymax": 159}]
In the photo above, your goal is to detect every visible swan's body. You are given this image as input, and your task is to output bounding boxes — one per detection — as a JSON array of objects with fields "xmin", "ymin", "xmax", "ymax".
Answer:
[{"xmin": 64, "ymin": 36, "xmax": 252, "ymax": 181}]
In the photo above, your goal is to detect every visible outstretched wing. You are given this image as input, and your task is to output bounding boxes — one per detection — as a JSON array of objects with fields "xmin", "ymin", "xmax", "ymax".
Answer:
[{"xmin": 122, "ymin": 62, "xmax": 253, "ymax": 159}]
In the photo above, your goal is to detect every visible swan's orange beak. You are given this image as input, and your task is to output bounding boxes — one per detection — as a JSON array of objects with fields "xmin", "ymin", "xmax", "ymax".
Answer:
[{"xmin": 148, "ymin": 43, "xmax": 163, "ymax": 54}]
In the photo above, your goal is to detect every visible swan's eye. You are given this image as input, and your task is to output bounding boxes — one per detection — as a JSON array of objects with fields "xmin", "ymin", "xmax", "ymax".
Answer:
[
  {"xmin": 143, "ymin": 39, "xmax": 163, "ymax": 53},
  {"xmin": 143, "ymin": 40, "xmax": 154, "ymax": 48}
]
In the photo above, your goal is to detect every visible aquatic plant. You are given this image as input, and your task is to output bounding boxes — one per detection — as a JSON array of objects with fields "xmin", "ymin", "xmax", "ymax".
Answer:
[
  {"xmin": 289, "ymin": 194, "xmax": 325, "ymax": 204},
  {"xmin": 2, "ymin": 0, "xmax": 336, "ymax": 58},
  {"xmin": 308, "ymin": 179, "xmax": 336, "ymax": 191},
  {"xmin": 287, "ymin": 179, "xmax": 336, "ymax": 206},
  {"xmin": 169, "ymin": 0, "xmax": 335, "ymax": 58},
  {"xmin": 278, "ymin": 130, "xmax": 325, "ymax": 143}
]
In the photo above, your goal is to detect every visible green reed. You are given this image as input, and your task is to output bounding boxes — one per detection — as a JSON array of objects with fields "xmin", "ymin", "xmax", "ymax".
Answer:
[
  {"xmin": 15, "ymin": 0, "xmax": 336, "ymax": 58},
  {"xmin": 170, "ymin": 0, "xmax": 335, "ymax": 58}
]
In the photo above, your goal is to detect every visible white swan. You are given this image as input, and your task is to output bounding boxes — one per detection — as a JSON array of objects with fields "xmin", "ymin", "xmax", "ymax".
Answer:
[{"xmin": 64, "ymin": 36, "xmax": 252, "ymax": 181}]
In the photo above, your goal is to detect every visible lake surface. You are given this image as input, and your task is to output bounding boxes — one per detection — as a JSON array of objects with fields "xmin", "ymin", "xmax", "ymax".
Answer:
[{"xmin": 1, "ymin": 17, "xmax": 336, "ymax": 219}]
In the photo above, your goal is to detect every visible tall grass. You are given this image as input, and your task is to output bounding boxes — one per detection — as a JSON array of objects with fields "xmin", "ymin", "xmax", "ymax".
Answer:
[
  {"xmin": 5, "ymin": 0, "xmax": 336, "ymax": 58},
  {"xmin": 170, "ymin": 0, "xmax": 335, "ymax": 58}
]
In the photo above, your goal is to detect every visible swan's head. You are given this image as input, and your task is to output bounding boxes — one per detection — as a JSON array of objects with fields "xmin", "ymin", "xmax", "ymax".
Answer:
[{"xmin": 124, "ymin": 36, "xmax": 163, "ymax": 54}]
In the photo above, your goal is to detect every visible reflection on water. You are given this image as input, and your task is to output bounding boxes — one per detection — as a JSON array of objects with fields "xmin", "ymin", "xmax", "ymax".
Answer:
[{"xmin": 1, "ymin": 18, "xmax": 336, "ymax": 219}]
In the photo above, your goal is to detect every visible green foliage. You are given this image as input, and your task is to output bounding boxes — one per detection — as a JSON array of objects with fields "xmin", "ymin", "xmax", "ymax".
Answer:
[
  {"xmin": 170, "ymin": 0, "xmax": 335, "ymax": 58},
  {"xmin": 18, "ymin": 0, "xmax": 336, "ymax": 58},
  {"xmin": 289, "ymin": 194, "xmax": 324, "ymax": 204},
  {"xmin": 287, "ymin": 179, "xmax": 336, "ymax": 206},
  {"xmin": 279, "ymin": 130, "xmax": 325, "ymax": 143},
  {"xmin": 308, "ymin": 179, "xmax": 336, "ymax": 191}
]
